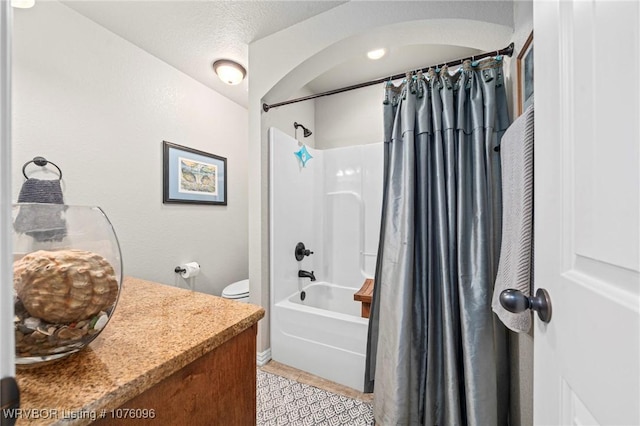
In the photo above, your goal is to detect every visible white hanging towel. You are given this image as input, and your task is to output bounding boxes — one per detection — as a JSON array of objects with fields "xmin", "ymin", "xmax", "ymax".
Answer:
[{"xmin": 492, "ymin": 104, "xmax": 535, "ymax": 333}]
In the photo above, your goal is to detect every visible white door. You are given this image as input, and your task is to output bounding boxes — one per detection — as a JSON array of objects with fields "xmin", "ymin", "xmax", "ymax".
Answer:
[{"xmin": 534, "ymin": 1, "xmax": 640, "ymax": 425}]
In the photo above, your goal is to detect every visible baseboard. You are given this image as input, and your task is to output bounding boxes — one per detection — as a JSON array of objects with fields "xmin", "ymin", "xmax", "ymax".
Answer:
[{"xmin": 257, "ymin": 348, "xmax": 272, "ymax": 366}]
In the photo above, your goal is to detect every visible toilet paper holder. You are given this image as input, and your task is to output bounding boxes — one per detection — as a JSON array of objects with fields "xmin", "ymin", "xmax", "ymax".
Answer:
[{"xmin": 174, "ymin": 262, "xmax": 200, "ymax": 276}]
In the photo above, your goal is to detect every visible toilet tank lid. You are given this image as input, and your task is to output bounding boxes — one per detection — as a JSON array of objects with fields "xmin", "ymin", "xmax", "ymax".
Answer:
[{"xmin": 222, "ymin": 279, "xmax": 249, "ymax": 297}]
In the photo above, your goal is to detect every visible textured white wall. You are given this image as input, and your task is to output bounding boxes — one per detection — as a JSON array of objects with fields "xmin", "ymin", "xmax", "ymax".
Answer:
[
  {"xmin": 315, "ymin": 85, "xmax": 384, "ymax": 150},
  {"xmin": 11, "ymin": 2, "xmax": 249, "ymax": 296},
  {"xmin": 263, "ymin": 88, "xmax": 316, "ymax": 149}
]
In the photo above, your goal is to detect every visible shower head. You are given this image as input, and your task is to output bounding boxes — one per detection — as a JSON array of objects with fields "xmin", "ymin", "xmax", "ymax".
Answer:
[{"xmin": 294, "ymin": 122, "xmax": 312, "ymax": 138}]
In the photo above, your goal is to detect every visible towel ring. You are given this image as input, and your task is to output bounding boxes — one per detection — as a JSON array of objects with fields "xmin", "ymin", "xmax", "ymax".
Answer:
[{"xmin": 22, "ymin": 156, "xmax": 62, "ymax": 180}]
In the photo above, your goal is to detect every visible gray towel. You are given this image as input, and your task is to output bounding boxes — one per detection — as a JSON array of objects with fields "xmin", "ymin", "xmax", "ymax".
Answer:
[
  {"xmin": 14, "ymin": 178, "xmax": 66, "ymax": 242},
  {"xmin": 492, "ymin": 105, "xmax": 535, "ymax": 333}
]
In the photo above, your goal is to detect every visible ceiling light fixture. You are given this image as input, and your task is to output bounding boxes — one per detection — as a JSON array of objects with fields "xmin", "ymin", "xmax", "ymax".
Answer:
[
  {"xmin": 11, "ymin": 0, "xmax": 35, "ymax": 8},
  {"xmin": 212, "ymin": 60, "xmax": 246, "ymax": 85},
  {"xmin": 367, "ymin": 48, "xmax": 386, "ymax": 60}
]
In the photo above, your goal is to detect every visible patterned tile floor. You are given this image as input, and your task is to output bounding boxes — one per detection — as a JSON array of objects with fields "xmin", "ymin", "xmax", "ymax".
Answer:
[{"xmin": 257, "ymin": 365, "xmax": 374, "ymax": 426}]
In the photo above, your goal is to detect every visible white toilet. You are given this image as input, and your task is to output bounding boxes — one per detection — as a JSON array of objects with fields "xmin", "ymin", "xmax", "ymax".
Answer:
[{"xmin": 221, "ymin": 279, "xmax": 250, "ymax": 303}]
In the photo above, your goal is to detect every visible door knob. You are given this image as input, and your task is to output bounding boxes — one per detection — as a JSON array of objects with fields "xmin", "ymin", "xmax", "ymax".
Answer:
[{"xmin": 499, "ymin": 288, "xmax": 552, "ymax": 323}]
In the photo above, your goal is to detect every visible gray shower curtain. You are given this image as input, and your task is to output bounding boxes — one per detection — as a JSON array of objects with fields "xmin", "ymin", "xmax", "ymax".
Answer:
[{"xmin": 365, "ymin": 59, "xmax": 510, "ymax": 425}]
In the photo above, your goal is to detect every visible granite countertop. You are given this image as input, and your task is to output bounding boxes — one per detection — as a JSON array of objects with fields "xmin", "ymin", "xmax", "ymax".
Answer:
[{"xmin": 15, "ymin": 277, "xmax": 264, "ymax": 426}]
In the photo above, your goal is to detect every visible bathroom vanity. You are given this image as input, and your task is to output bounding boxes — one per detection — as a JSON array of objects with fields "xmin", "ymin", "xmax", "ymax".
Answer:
[{"xmin": 15, "ymin": 277, "xmax": 264, "ymax": 426}]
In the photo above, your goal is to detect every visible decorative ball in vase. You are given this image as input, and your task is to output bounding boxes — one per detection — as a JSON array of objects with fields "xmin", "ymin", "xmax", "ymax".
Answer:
[{"xmin": 12, "ymin": 204, "xmax": 123, "ymax": 366}]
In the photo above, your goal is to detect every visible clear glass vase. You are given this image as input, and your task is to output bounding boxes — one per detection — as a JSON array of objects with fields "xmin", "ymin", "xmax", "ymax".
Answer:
[{"xmin": 12, "ymin": 204, "xmax": 123, "ymax": 366}]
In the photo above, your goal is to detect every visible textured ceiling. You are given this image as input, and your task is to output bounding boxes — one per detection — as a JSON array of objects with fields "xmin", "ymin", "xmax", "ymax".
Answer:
[
  {"xmin": 62, "ymin": 1, "xmax": 346, "ymax": 107},
  {"xmin": 62, "ymin": 1, "xmax": 513, "ymax": 109}
]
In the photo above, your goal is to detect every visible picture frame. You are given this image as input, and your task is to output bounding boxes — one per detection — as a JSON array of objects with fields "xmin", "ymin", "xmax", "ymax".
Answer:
[
  {"xmin": 163, "ymin": 141, "xmax": 227, "ymax": 205},
  {"xmin": 517, "ymin": 31, "xmax": 534, "ymax": 116}
]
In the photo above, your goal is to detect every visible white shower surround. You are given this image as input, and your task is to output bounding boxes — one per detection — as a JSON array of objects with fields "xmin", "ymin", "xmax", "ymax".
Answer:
[{"xmin": 269, "ymin": 127, "xmax": 382, "ymax": 391}]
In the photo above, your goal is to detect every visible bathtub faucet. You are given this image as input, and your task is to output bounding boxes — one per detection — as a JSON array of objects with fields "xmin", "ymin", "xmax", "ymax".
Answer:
[{"xmin": 298, "ymin": 270, "xmax": 316, "ymax": 281}]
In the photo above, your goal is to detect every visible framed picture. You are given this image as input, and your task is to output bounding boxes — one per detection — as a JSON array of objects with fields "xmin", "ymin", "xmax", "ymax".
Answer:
[
  {"xmin": 517, "ymin": 31, "xmax": 534, "ymax": 116},
  {"xmin": 163, "ymin": 141, "xmax": 227, "ymax": 205}
]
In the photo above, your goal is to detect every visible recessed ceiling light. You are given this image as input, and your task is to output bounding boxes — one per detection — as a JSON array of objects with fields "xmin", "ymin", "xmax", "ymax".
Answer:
[
  {"xmin": 367, "ymin": 48, "xmax": 386, "ymax": 60},
  {"xmin": 212, "ymin": 60, "xmax": 246, "ymax": 85},
  {"xmin": 11, "ymin": 0, "xmax": 35, "ymax": 8}
]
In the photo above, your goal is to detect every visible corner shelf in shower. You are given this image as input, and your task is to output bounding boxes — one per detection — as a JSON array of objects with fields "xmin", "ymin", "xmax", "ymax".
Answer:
[{"xmin": 354, "ymin": 278, "xmax": 374, "ymax": 319}]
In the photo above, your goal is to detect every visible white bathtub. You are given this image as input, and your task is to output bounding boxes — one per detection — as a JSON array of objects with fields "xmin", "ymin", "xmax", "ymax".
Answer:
[{"xmin": 271, "ymin": 282, "xmax": 369, "ymax": 392}]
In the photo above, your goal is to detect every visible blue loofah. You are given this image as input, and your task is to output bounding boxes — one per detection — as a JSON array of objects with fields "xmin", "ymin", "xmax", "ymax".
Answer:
[{"xmin": 294, "ymin": 145, "xmax": 313, "ymax": 167}]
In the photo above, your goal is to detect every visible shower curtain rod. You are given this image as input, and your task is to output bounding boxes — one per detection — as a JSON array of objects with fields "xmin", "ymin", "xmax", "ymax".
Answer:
[{"xmin": 262, "ymin": 42, "xmax": 514, "ymax": 112}]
